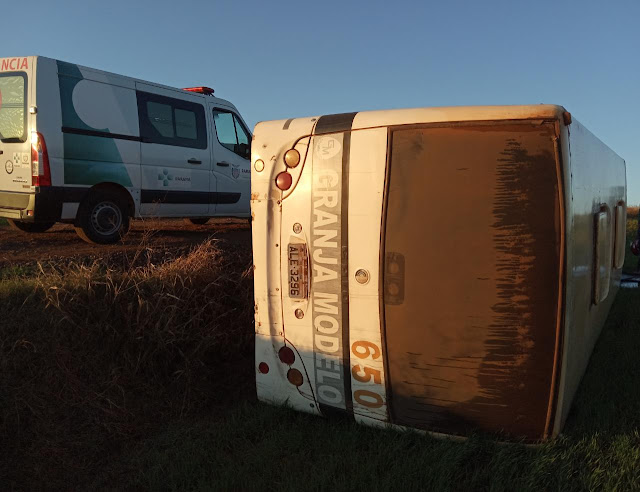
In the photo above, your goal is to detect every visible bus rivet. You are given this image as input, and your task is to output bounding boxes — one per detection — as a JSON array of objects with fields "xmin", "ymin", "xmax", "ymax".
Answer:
[
  {"xmin": 355, "ymin": 269, "xmax": 370, "ymax": 284},
  {"xmin": 293, "ymin": 223, "xmax": 302, "ymax": 234},
  {"xmin": 295, "ymin": 309, "xmax": 304, "ymax": 319}
]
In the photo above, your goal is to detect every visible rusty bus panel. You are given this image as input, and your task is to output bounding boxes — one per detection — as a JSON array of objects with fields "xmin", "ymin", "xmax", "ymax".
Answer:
[{"xmin": 383, "ymin": 123, "xmax": 562, "ymax": 439}]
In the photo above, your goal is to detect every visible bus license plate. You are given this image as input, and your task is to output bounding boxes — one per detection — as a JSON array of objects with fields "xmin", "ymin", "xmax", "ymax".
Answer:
[{"xmin": 288, "ymin": 243, "xmax": 308, "ymax": 299}]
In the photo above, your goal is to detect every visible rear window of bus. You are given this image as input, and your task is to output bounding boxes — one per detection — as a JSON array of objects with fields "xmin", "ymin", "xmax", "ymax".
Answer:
[{"xmin": 0, "ymin": 73, "xmax": 27, "ymax": 142}]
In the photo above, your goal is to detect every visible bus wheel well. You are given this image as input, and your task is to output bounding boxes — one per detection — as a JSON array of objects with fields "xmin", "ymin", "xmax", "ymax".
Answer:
[{"xmin": 86, "ymin": 183, "xmax": 135, "ymax": 217}]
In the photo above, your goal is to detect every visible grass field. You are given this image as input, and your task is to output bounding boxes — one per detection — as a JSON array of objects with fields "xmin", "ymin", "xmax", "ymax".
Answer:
[
  {"xmin": 625, "ymin": 207, "xmax": 639, "ymax": 272},
  {"xmin": 1, "ymin": 215, "xmax": 640, "ymax": 490},
  {"xmin": 91, "ymin": 288, "xmax": 640, "ymax": 492}
]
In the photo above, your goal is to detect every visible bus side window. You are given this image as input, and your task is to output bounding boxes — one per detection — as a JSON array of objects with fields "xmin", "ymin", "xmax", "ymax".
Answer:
[
  {"xmin": 593, "ymin": 206, "xmax": 612, "ymax": 305},
  {"xmin": 613, "ymin": 201, "xmax": 626, "ymax": 270}
]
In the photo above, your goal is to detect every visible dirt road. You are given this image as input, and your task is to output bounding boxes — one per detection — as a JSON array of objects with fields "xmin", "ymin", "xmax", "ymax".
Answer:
[{"xmin": 0, "ymin": 218, "xmax": 252, "ymax": 265}]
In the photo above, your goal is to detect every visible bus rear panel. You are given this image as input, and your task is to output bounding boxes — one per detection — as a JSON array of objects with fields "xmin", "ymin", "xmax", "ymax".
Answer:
[{"xmin": 251, "ymin": 105, "xmax": 625, "ymax": 441}]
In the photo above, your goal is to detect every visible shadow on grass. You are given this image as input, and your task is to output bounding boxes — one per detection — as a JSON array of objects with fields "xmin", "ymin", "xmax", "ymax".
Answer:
[
  {"xmin": 0, "ymin": 242, "xmax": 255, "ymax": 491},
  {"xmin": 108, "ymin": 289, "xmax": 640, "ymax": 492}
]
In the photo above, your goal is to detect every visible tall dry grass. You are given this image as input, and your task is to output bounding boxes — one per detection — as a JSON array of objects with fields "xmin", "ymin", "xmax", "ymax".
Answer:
[{"xmin": 0, "ymin": 239, "xmax": 254, "ymax": 489}]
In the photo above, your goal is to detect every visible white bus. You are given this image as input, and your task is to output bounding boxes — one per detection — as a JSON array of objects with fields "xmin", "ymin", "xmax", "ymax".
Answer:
[
  {"xmin": 251, "ymin": 105, "xmax": 626, "ymax": 441},
  {"xmin": 0, "ymin": 56, "xmax": 251, "ymax": 244}
]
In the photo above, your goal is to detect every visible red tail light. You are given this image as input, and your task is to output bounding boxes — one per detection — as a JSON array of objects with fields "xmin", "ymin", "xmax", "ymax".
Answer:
[
  {"xmin": 278, "ymin": 346, "xmax": 295, "ymax": 365},
  {"xmin": 287, "ymin": 368, "xmax": 303, "ymax": 386},
  {"xmin": 31, "ymin": 132, "xmax": 51, "ymax": 187},
  {"xmin": 275, "ymin": 171, "xmax": 292, "ymax": 190}
]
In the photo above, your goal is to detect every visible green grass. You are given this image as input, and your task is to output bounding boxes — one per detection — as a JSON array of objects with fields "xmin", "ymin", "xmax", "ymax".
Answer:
[
  {"xmin": 624, "ymin": 208, "xmax": 639, "ymax": 272},
  {"xmin": 0, "ymin": 242, "xmax": 255, "ymax": 490},
  {"xmin": 97, "ymin": 288, "xmax": 640, "ymax": 491},
  {"xmin": 0, "ymin": 263, "xmax": 40, "ymax": 280},
  {"xmin": 2, "ymin": 229, "xmax": 640, "ymax": 490}
]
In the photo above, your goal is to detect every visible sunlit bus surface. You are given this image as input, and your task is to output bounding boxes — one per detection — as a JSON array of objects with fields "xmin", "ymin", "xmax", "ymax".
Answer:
[{"xmin": 250, "ymin": 105, "xmax": 626, "ymax": 441}]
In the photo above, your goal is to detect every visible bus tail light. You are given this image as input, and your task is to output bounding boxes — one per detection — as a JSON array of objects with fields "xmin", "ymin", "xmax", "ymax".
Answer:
[
  {"xmin": 31, "ymin": 131, "xmax": 51, "ymax": 187},
  {"xmin": 284, "ymin": 149, "xmax": 300, "ymax": 168},
  {"xmin": 278, "ymin": 346, "xmax": 295, "ymax": 365},
  {"xmin": 275, "ymin": 171, "xmax": 292, "ymax": 191},
  {"xmin": 287, "ymin": 368, "xmax": 303, "ymax": 386},
  {"xmin": 258, "ymin": 362, "xmax": 270, "ymax": 374}
]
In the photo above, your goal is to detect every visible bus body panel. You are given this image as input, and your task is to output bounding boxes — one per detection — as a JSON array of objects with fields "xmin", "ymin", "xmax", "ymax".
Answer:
[
  {"xmin": 552, "ymin": 119, "xmax": 626, "ymax": 435},
  {"xmin": 252, "ymin": 116, "xmax": 323, "ymax": 415},
  {"xmin": 383, "ymin": 122, "xmax": 562, "ymax": 439},
  {"xmin": 0, "ymin": 55, "xmax": 250, "ymax": 225},
  {"xmin": 346, "ymin": 127, "xmax": 389, "ymax": 421},
  {"xmin": 351, "ymin": 105, "xmax": 566, "ymax": 130},
  {"xmin": 252, "ymin": 105, "xmax": 626, "ymax": 442}
]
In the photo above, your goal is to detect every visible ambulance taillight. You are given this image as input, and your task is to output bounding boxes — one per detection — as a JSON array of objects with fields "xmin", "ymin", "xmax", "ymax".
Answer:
[{"xmin": 31, "ymin": 132, "xmax": 51, "ymax": 187}]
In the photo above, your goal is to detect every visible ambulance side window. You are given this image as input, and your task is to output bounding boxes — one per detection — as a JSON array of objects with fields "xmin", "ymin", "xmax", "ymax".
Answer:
[
  {"xmin": 212, "ymin": 109, "xmax": 251, "ymax": 160},
  {"xmin": 137, "ymin": 91, "xmax": 207, "ymax": 149}
]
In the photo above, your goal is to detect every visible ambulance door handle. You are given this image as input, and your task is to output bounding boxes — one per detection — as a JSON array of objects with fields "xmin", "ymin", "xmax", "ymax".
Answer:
[
  {"xmin": 216, "ymin": 161, "xmax": 230, "ymax": 167},
  {"xmin": 188, "ymin": 158, "xmax": 202, "ymax": 165}
]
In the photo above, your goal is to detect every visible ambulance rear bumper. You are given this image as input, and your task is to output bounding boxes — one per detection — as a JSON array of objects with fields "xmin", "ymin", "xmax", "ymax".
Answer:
[{"xmin": 0, "ymin": 187, "xmax": 72, "ymax": 222}]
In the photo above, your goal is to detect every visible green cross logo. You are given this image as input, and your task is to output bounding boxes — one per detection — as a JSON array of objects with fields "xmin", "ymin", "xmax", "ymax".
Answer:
[{"xmin": 158, "ymin": 169, "xmax": 173, "ymax": 187}]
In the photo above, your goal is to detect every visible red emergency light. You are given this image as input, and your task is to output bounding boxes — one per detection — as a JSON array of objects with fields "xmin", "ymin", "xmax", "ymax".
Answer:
[{"xmin": 182, "ymin": 86, "xmax": 215, "ymax": 95}]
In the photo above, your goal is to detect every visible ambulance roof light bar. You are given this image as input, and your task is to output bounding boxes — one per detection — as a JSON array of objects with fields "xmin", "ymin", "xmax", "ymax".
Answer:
[{"xmin": 182, "ymin": 86, "xmax": 215, "ymax": 95}]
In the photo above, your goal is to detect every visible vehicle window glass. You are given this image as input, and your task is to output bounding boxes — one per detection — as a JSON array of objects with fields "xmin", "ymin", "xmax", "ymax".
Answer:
[
  {"xmin": 593, "ymin": 207, "xmax": 612, "ymax": 304},
  {"xmin": 0, "ymin": 74, "xmax": 26, "ymax": 142},
  {"xmin": 147, "ymin": 101, "xmax": 174, "ymax": 138},
  {"xmin": 613, "ymin": 203, "xmax": 626, "ymax": 269},
  {"xmin": 137, "ymin": 91, "xmax": 207, "ymax": 149},
  {"xmin": 234, "ymin": 116, "xmax": 249, "ymax": 146},
  {"xmin": 213, "ymin": 110, "xmax": 237, "ymax": 152},
  {"xmin": 234, "ymin": 115, "xmax": 250, "ymax": 159},
  {"xmin": 175, "ymin": 108, "xmax": 197, "ymax": 140}
]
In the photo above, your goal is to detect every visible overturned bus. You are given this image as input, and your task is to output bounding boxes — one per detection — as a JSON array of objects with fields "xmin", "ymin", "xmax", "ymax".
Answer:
[{"xmin": 251, "ymin": 105, "xmax": 626, "ymax": 441}]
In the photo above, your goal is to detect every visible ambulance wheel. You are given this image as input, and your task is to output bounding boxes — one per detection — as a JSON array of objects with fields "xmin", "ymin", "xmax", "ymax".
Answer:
[
  {"xmin": 7, "ymin": 219, "xmax": 55, "ymax": 233},
  {"xmin": 74, "ymin": 191, "xmax": 130, "ymax": 245},
  {"xmin": 186, "ymin": 218, "xmax": 210, "ymax": 225}
]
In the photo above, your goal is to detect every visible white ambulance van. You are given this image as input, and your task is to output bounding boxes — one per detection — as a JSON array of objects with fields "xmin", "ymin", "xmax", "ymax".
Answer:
[{"xmin": 0, "ymin": 56, "xmax": 251, "ymax": 244}]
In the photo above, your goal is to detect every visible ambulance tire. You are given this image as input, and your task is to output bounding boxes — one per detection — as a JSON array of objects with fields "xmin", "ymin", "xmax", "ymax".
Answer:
[
  {"xmin": 7, "ymin": 219, "xmax": 55, "ymax": 233},
  {"xmin": 185, "ymin": 218, "xmax": 210, "ymax": 225},
  {"xmin": 74, "ymin": 191, "xmax": 130, "ymax": 245}
]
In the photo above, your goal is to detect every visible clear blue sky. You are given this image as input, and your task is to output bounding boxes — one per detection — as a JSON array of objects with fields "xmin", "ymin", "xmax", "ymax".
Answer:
[{"xmin": 3, "ymin": 0, "xmax": 639, "ymax": 202}]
